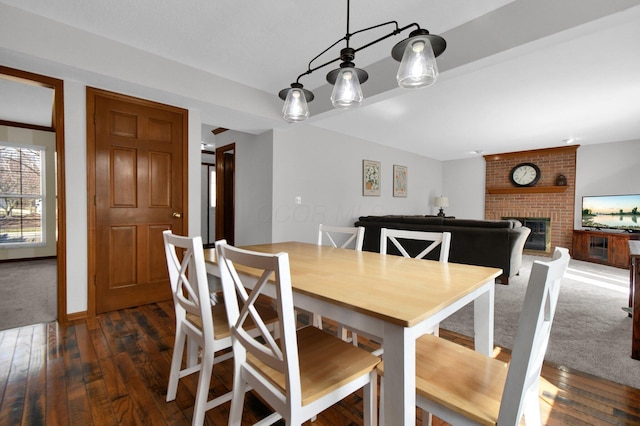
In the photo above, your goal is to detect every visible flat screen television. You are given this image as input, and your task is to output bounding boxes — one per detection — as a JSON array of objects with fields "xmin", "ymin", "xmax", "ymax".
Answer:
[{"xmin": 581, "ymin": 194, "xmax": 640, "ymax": 232}]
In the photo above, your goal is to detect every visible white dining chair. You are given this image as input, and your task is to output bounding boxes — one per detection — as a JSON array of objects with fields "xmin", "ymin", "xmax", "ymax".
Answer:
[
  {"xmin": 316, "ymin": 224, "xmax": 365, "ymax": 345},
  {"xmin": 377, "ymin": 247, "xmax": 571, "ymax": 426},
  {"xmin": 359, "ymin": 228, "xmax": 452, "ymax": 355},
  {"xmin": 380, "ymin": 228, "xmax": 451, "ymax": 262},
  {"xmin": 216, "ymin": 239, "xmax": 380, "ymax": 426},
  {"xmin": 318, "ymin": 224, "xmax": 365, "ymax": 250},
  {"xmin": 163, "ymin": 231, "xmax": 278, "ymax": 425}
]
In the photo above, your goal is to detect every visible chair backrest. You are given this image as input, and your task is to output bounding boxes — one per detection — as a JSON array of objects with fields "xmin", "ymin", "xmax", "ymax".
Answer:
[
  {"xmin": 216, "ymin": 240, "xmax": 304, "ymax": 406},
  {"xmin": 498, "ymin": 247, "xmax": 570, "ymax": 425},
  {"xmin": 318, "ymin": 224, "xmax": 365, "ymax": 251},
  {"xmin": 163, "ymin": 230, "xmax": 213, "ymax": 336},
  {"xmin": 380, "ymin": 228, "xmax": 451, "ymax": 262}
]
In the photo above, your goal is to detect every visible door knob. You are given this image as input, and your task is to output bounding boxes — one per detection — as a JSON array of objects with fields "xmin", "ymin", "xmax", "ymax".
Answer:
[{"xmin": 172, "ymin": 212, "xmax": 182, "ymax": 218}]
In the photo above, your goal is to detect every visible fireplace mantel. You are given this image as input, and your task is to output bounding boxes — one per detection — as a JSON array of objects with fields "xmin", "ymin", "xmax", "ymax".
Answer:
[{"xmin": 487, "ymin": 186, "xmax": 568, "ymax": 194}]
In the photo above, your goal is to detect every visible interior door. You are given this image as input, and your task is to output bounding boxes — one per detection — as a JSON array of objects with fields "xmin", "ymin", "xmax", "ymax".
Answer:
[
  {"xmin": 90, "ymin": 89, "xmax": 187, "ymax": 314},
  {"xmin": 215, "ymin": 144, "xmax": 235, "ymax": 245}
]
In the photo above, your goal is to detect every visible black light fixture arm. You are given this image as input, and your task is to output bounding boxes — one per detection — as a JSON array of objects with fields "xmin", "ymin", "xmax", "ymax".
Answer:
[{"xmin": 293, "ymin": 21, "xmax": 422, "ymax": 85}]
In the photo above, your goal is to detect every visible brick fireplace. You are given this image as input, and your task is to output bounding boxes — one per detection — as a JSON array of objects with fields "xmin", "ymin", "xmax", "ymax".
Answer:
[{"xmin": 484, "ymin": 146, "xmax": 578, "ymax": 256}]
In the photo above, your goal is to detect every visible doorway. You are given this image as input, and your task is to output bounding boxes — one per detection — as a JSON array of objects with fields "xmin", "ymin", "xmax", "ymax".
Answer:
[
  {"xmin": 215, "ymin": 143, "xmax": 235, "ymax": 245},
  {"xmin": 0, "ymin": 66, "xmax": 67, "ymax": 323},
  {"xmin": 201, "ymin": 152, "xmax": 216, "ymax": 247}
]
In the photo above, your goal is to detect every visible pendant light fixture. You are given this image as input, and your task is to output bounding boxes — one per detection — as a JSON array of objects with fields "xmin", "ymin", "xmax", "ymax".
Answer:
[
  {"xmin": 280, "ymin": 83, "xmax": 313, "ymax": 122},
  {"xmin": 279, "ymin": 0, "xmax": 446, "ymax": 122}
]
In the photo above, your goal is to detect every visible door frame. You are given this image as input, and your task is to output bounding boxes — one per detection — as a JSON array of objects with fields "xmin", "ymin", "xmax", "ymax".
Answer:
[
  {"xmin": 86, "ymin": 87, "xmax": 189, "ymax": 317},
  {"xmin": 0, "ymin": 66, "xmax": 68, "ymax": 323}
]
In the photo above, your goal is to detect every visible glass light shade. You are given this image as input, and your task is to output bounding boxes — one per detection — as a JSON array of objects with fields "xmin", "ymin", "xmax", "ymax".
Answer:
[
  {"xmin": 282, "ymin": 88, "xmax": 309, "ymax": 122},
  {"xmin": 396, "ymin": 35, "xmax": 439, "ymax": 89},
  {"xmin": 330, "ymin": 68, "xmax": 363, "ymax": 109}
]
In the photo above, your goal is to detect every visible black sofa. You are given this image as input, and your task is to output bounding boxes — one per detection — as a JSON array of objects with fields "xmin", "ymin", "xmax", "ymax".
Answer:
[{"xmin": 354, "ymin": 215, "xmax": 531, "ymax": 284}]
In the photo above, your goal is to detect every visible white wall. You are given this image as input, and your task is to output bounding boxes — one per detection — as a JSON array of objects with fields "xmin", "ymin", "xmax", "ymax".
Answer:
[
  {"xmin": 188, "ymin": 110, "xmax": 202, "ymax": 238},
  {"xmin": 218, "ymin": 130, "xmax": 273, "ymax": 246},
  {"xmin": 574, "ymin": 139, "xmax": 640, "ymax": 229},
  {"xmin": 442, "ymin": 156, "xmax": 486, "ymax": 219},
  {"xmin": 271, "ymin": 125, "xmax": 443, "ymax": 244},
  {"xmin": 64, "ymin": 80, "xmax": 88, "ymax": 314}
]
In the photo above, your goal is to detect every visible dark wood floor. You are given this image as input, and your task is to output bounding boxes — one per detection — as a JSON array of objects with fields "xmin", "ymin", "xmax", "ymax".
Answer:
[{"xmin": 1, "ymin": 301, "xmax": 639, "ymax": 425}]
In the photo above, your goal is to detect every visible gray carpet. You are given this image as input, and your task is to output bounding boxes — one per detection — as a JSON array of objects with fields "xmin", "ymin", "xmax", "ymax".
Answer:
[
  {"xmin": 441, "ymin": 254, "xmax": 639, "ymax": 389},
  {"xmin": 0, "ymin": 258, "xmax": 57, "ymax": 330}
]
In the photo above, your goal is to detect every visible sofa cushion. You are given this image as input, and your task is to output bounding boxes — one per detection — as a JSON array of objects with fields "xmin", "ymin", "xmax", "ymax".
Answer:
[
  {"xmin": 441, "ymin": 218, "xmax": 520, "ymax": 229},
  {"xmin": 403, "ymin": 216, "xmax": 444, "ymax": 226}
]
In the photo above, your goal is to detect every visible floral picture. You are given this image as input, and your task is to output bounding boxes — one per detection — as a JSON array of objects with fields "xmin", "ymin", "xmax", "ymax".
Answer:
[
  {"xmin": 363, "ymin": 160, "xmax": 381, "ymax": 196},
  {"xmin": 393, "ymin": 165, "xmax": 407, "ymax": 197}
]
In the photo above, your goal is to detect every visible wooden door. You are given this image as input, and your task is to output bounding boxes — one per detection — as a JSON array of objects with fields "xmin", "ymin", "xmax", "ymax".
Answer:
[
  {"xmin": 215, "ymin": 144, "xmax": 235, "ymax": 245},
  {"xmin": 89, "ymin": 89, "xmax": 187, "ymax": 314}
]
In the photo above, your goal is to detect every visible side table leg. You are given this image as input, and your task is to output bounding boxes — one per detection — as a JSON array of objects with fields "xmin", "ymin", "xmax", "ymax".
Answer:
[{"xmin": 633, "ymin": 258, "xmax": 640, "ymax": 360}]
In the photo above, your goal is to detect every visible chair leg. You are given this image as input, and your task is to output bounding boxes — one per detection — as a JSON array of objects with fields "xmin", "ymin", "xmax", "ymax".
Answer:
[
  {"xmin": 420, "ymin": 408, "xmax": 433, "ymax": 426},
  {"xmin": 363, "ymin": 371, "xmax": 377, "ymax": 426},
  {"xmin": 522, "ymin": 384, "xmax": 542, "ymax": 426},
  {"xmin": 192, "ymin": 345, "xmax": 214, "ymax": 426},
  {"xmin": 228, "ymin": 363, "xmax": 247, "ymax": 425},
  {"xmin": 378, "ymin": 374, "xmax": 384, "ymax": 426},
  {"xmin": 351, "ymin": 331, "xmax": 359, "ymax": 347},
  {"xmin": 167, "ymin": 326, "xmax": 186, "ymax": 402},
  {"xmin": 312, "ymin": 313, "xmax": 323, "ymax": 329}
]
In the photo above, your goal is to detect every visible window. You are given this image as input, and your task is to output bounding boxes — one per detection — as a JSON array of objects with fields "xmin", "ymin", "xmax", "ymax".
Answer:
[{"xmin": 0, "ymin": 144, "xmax": 46, "ymax": 245}]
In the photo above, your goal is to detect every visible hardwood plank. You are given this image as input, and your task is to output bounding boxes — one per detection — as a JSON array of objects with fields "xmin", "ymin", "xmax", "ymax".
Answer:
[
  {"xmin": 45, "ymin": 357, "xmax": 69, "ymax": 426},
  {"xmin": 45, "ymin": 322, "xmax": 69, "ymax": 426},
  {"xmin": 85, "ymin": 379, "xmax": 118, "ymax": 425},
  {"xmin": 62, "ymin": 323, "xmax": 93, "ymax": 425},
  {"xmin": 0, "ymin": 326, "xmax": 33, "ymax": 425},
  {"xmin": 47, "ymin": 322, "xmax": 63, "ymax": 360},
  {"xmin": 21, "ymin": 324, "xmax": 47, "ymax": 426},
  {"xmin": 74, "ymin": 321, "xmax": 103, "ymax": 384},
  {"xmin": 0, "ymin": 327, "xmax": 19, "ymax": 407}
]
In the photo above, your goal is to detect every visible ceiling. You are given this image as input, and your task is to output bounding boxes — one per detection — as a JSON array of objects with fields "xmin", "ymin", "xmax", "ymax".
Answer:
[{"xmin": 2, "ymin": 0, "xmax": 640, "ymax": 160}]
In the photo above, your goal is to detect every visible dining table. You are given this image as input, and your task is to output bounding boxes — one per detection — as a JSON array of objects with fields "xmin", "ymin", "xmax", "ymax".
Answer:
[{"xmin": 204, "ymin": 241, "xmax": 501, "ymax": 425}]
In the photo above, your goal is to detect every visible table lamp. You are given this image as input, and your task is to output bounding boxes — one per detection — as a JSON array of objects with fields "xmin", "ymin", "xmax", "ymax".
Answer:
[{"xmin": 434, "ymin": 196, "xmax": 449, "ymax": 217}]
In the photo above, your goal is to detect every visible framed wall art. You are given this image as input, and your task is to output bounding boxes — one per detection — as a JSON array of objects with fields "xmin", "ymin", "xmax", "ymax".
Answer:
[
  {"xmin": 362, "ymin": 160, "xmax": 381, "ymax": 196},
  {"xmin": 393, "ymin": 164, "xmax": 407, "ymax": 197}
]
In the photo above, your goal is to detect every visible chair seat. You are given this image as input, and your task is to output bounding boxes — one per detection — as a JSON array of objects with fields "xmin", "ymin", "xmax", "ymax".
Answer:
[
  {"xmin": 376, "ymin": 333, "xmax": 508, "ymax": 426},
  {"xmin": 249, "ymin": 326, "xmax": 380, "ymax": 406}
]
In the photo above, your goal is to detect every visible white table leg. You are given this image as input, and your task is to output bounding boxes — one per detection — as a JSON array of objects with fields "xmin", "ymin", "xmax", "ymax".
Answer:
[
  {"xmin": 382, "ymin": 323, "xmax": 415, "ymax": 426},
  {"xmin": 474, "ymin": 281, "xmax": 495, "ymax": 356}
]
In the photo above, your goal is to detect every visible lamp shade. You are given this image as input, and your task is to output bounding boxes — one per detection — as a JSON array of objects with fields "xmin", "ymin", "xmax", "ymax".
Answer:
[
  {"xmin": 330, "ymin": 68, "xmax": 363, "ymax": 109},
  {"xmin": 282, "ymin": 87, "xmax": 310, "ymax": 122},
  {"xmin": 396, "ymin": 35, "xmax": 439, "ymax": 89},
  {"xmin": 434, "ymin": 196, "xmax": 449, "ymax": 208}
]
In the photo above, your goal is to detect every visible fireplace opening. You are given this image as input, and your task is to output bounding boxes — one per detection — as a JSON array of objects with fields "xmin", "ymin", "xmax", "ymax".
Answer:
[{"xmin": 504, "ymin": 217, "xmax": 551, "ymax": 253}]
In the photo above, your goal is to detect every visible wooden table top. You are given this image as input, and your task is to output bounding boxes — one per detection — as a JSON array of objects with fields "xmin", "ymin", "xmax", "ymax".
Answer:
[{"xmin": 204, "ymin": 242, "xmax": 502, "ymax": 328}]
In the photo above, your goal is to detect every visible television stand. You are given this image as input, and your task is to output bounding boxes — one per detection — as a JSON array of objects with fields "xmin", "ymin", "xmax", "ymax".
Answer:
[{"xmin": 572, "ymin": 230, "xmax": 640, "ymax": 269}]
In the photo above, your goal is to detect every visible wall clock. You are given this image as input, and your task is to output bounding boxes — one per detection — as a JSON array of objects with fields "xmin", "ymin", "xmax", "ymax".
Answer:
[{"xmin": 510, "ymin": 162, "xmax": 541, "ymax": 187}]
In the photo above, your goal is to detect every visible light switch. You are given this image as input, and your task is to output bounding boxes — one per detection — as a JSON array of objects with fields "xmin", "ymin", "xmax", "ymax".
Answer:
[{"xmin": 295, "ymin": 196, "xmax": 302, "ymax": 205}]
